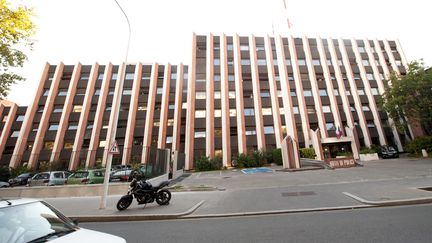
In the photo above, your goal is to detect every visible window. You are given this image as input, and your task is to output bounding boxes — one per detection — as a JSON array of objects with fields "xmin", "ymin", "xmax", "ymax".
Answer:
[
  {"xmin": 196, "ymin": 92, "xmax": 206, "ymax": 99},
  {"xmin": 182, "ymin": 102, "xmax": 188, "ymax": 109},
  {"xmin": 362, "ymin": 105, "xmax": 370, "ymax": 111},
  {"xmin": 87, "ymin": 124, "xmax": 94, "ymax": 129},
  {"xmin": 228, "ymin": 75, "xmax": 235, "ymax": 82},
  {"xmin": 312, "ymin": 59, "xmax": 321, "ymax": 66},
  {"xmin": 169, "ymin": 104, "xmax": 175, "ymax": 110},
  {"xmin": 285, "ymin": 59, "xmax": 291, "ymax": 65},
  {"xmin": 264, "ymin": 126, "xmax": 275, "ymax": 134},
  {"xmin": 367, "ymin": 121, "xmax": 376, "ymax": 128},
  {"xmin": 153, "ymin": 121, "xmax": 160, "ymax": 127},
  {"xmin": 43, "ymin": 89, "xmax": 49, "ymax": 96},
  {"xmin": 298, "ymin": 59, "xmax": 306, "ymax": 66},
  {"xmin": 366, "ymin": 73, "xmax": 374, "ymax": 81},
  {"xmin": 362, "ymin": 60, "xmax": 370, "ymax": 66},
  {"xmin": 214, "ymin": 110, "xmax": 222, "ymax": 117},
  {"xmin": 167, "ymin": 119, "xmax": 175, "ymax": 126},
  {"xmin": 358, "ymin": 46, "xmax": 366, "ymax": 53},
  {"xmin": 10, "ymin": 131, "xmax": 19, "ymax": 138},
  {"xmin": 338, "ymin": 60, "xmax": 343, "ymax": 66},
  {"xmin": 290, "ymin": 90, "xmax": 297, "ymax": 96},
  {"xmin": 16, "ymin": 115, "xmax": 25, "ymax": 122},
  {"xmin": 241, "ymin": 59, "xmax": 251, "ymax": 65},
  {"xmin": 371, "ymin": 88, "xmax": 379, "ymax": 95},
  {"xmin": 246, "ymin": 130, "xmax": 256, "ymax": 136},
  {"xmin": 256, "ymin": 45, "xmax": 265, "ymax": 51},
  {"xmin": 350, "ymin": 106, "xmax": 356, "ymax": 112},
  {"xmin": 157, "ymin": 88, "xmax": 164, "ymax": 94},
  {"xmin": 229, "ymin": 109, "xmax": 237, "ymax": 117},
  {"xmin": 319, "ymin": 89, "xmax": 328, "ymax": 96},
  {"xmin": 322, "ymin": 106, "xmax": 331, "ymax": 113},
  {"xmin": 227, "ymin": 44, "xmax": 234, "ymax": 50},
  {"xmin": 304, "ymin": 90, "xmax": 313, "ymax": 97},
  {"xmin": 214, "ymin": 75, "xmax": 221, "ymax": 81},
  {"xmin": 214, "ymin": 59, "xmax": 220, "ymax": 66},
  {"xmin": 279, "ymin": 108, "xmax": 285, "ymax": 115},
  {"xmin": 326, "ymin": 122, "xmax": 335, "ymax": 130},
  {"xmin": 58, "ymin": 90, "xmax": 68, "ymax": 96},
  {"xmin": 293, "ymin": 106, "xmax": 299, "ymax": 114},
  {"xmin": 171, "ymin": 73, "xmax": 177, "ymax": 80},
  {"xmin": 244, "ymin": 108, "xmax": 255, "ymax": 116},
  {"xmin": 214, "ymin": 91, "xmax": 221, "ymax": 99},
  {"xmin": 334, "ymin": 89, "xmax": 339, "ymax": 96},
  {"xmin": 68, "ymin": 123, "xmax": 78, "ymax": 130},
  {"xmin": 97, "ymin": 73, "xmax": 104, "ymax": 80},
  {"xmin": 195, "ymin": 110, "xmax": 206, "ymax": 118},
  {"xmin": 262, "ymin": 108, "xmax": 272, "ymax": 116},
  {"xmin": 48, "ymin": 124, "xmax": 59, "ymax": 131},
  {"xmin": 123, "ymin": 89, "xmax": 133, "ymax": 95},
  {"xmin": 138, "ymin": 106, "xmax": 147, "ymax": 111},
  {"xmin": 261, "ymin": 92, "xmax": 270, "ymax": 98},
  {"xmin": 357, "ymin": 89, "xmax": 365, "ymax": 95},
  {"xmin": 99, "ymin": 140, "xmax": 106, "ymax": 147},
  {"xmin": 194, "ymin": 131, "xmax": 206, "ymax": 138},
  {"xmin": 64, "ymin": 142, "xmax": 73, "ymax": 149},
  {"xmin": 307, "ymin": 106, "xmax": 316, "ymax": 114},
  {"xmin": 257, "ymin": 59, "xmax": 267, "ymax": 66},
  {"xmin": 346, "ymin": 90, "xmax": 351, "ymax": 96},
  {"xmin": 396, "ymin": 60, "xmax": 402, "ymax": 66},
  {"xmin": 44, "ymin": 141, "xmax": 54, "ymax": 150},
  {"xmin": 229, "ymin": 91, "xmax": 236, "ymax": 99},
  {"xmin": 94, "ymin": 89, "xmax": 101, "ymax": 96},
  {"xmin": 240, "ymin": 45, "xmax": 249, "ymax": 51},
  {"xmin": 166, "ymin": 136, "xmax": 173, "ymax": 144},
  {"xmin": 125, "ymin": 73, "xmax": 135, "ymax": 80},
  {"xmin": 327, "ymin": 59, "xmax": 332, "ymax": 66},
  {"xmin": 73, "ymin": 105, "xmax": 82, "ymax": 112}
]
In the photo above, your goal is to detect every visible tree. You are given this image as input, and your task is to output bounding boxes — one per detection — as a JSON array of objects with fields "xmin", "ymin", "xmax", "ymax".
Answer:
[
  {"xmin": 0, "ymin": 0, "xmax": 34, "ymax": 99},
  {"xmin": 381, "ymin": 61, "xmax": 432, "ymax": 136}
]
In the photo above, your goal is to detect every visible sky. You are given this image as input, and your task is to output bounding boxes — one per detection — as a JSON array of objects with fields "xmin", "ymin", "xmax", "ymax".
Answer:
[{"xmin": 7, "ymin": 0, "xmax": 432, "ymax": 105}]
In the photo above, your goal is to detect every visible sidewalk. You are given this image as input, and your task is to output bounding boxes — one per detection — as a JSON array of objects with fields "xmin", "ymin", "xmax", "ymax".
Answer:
[{"xmin": 42, "ymin": 158, "xmax": 432, "ymax": 221}]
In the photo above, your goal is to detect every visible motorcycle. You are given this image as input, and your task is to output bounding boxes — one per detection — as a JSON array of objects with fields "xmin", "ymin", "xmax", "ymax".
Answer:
[{"xmin": 116, "ymin": 172, "xmax": 171, "ymax": 211}]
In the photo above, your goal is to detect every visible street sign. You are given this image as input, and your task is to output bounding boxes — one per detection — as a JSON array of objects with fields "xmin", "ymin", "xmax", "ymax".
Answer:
[{"xmin": 109, "ymin": 140, "xmax": 120, "ymax": 155}]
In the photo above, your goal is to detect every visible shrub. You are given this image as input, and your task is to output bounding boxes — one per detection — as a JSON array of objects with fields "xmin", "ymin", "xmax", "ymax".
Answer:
[
  {"xmin": 252, "ymin": 149, "xmax": 267, "ymax": 167},
  {"xmin": 0, "ymin": 166, "xmax": 10, "ymax": 181},
  {"xmin": 10, "ymin": 166, "xmax": 32, "ymax": 178},
  {"xmin": 360, "ymin": 147, "xmax": 377, "ymax": 154},
  {"xmin": 195, "ymin": 156, "xmax": 222, "ymax": 171},
  {"xmin": 336, "ymin": 151, "xmax": 353, "ymax": 157},
  {"xmin": 405, "ymin": 136, "xmax": 432, "ymax": 154},
  {"xmin": 299, "ymin": 148, "xmax": 316, "ymax": 159},
  {"xmin": 232, "ymin": 153, "xmax": 256, "ymax": 168},
  {"xmin": 272, "ymin": 148, "xmax": 283, "ymax": 165}
]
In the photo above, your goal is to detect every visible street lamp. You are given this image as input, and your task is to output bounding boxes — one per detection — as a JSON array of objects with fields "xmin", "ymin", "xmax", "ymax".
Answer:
[{"xmin": 100, "ymin": 0, "xmax": 131, "ymax": 209}]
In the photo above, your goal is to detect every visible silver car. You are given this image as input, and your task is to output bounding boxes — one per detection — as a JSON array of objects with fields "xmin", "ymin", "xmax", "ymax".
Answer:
[
  {"xmin": 0, "ymin": 198, "xmax": 126, "ymax": 242},
  {"xmin": 28, "ymin": 171, "xmax": 71, "ymax": 186}
]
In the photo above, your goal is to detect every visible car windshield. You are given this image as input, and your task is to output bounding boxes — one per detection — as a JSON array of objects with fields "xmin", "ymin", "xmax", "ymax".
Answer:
[
  {"xmin": 0, "ymin": 201, "xmax": 77, "ymax": 243},
  {"xmin": 70, "ymin": 172, "xmax": 89, "ymax": 178}
]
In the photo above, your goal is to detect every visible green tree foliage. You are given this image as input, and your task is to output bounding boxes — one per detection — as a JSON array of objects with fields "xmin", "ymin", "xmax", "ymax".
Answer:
[
  {"xmin": 381, "ymin": 61, "xmax": 432, "ymax": 135},
  {"xmin": 0, "ymin": 0, "xmax": 34, "ymax": 99}
]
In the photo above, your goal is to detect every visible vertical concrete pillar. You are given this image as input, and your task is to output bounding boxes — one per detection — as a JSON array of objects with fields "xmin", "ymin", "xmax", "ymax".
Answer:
[
  {"xmin": 141, "ymin": 63, "xmax": 159, "ymax": 164},
  {"xmin": 185, "ymin": 33, "xmax": 197, "ymax": 170},
  {"xmin": 220, "ymin": 34, "xmax": 231, "ymax": 166},
  {"xmin": 264, "ymin": 35, "xmax": 283, "ymax": 148},
  {"xmin": 86, "ymin": 64, "xmax": 113, "ymax": 168},
  {"xmin": 10, "ymin": 63, "xmax": 50, "ymax": 168},
  {"xmin": 158, "ymin": 64, "xmax": 171, "ymax": 149},
  {"xmin": 28, "ymin": 63, "xmax": 64, "ymax": 170},
  {"xmin": 351, "ymin": 39, "xmax": 386, "ymax": 146},
  {"xmin": 316, "ymin": 37, "xmax": 343, "ymax": 131},
  {"xmin": 249, "ymin": 35, "xmax": 266, "ymax": 151},
  {"xmin": 0, "ymin": 104, "xmax": 17, "ymax": 161},
  {"xmin": 338, "ymin": 39, "xmax": 372, "ymax": 147},
  {"xmin": 206, "ymin": 34, "xmax": 215, "ymax": 158},
  {"xmin": 122, "ymin": 63, "xmax": 142, "ymax": 164},
  {"xmin": 288, "ymin": 36, "xmax": 311, "ymax": 147},
  {"xmin": 50, "ymin": 63, "xmax": 82, "ymax": 163},
  {"xmin": 233, "ymin": 34, "xmax": 247, "ymax": 154},
  {"xmin": 69, "ymin": 63, "xmax": 99, "ymax": 171},
  {"xmin": 172, "ymin": 64, "xmax": 184, "ymax": 153},
  {"xmin": 302, "ymin": 36, "xmax": 327, "ymax": 138}
]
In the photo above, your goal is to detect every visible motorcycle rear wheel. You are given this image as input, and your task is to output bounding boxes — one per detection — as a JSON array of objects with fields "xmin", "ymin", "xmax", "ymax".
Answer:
[
  {"xmin": 116, "ymin": 197, "xmax": 133, "ymax": 210},
  {"xmin": 156, "ymin": 189, "xmax": 171, "ymax": 205}
]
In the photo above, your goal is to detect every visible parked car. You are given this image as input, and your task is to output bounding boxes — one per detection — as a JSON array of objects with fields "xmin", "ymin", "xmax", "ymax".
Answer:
[
  {"xmin": 0, "ymin": 181, "xmax": 9, "ymax": 188},
  {"xmin": 28, "ymin": 171, "xmax": 71, "ymax": 186},
  {"xmin": 112, "ymin": 164, "xmax": 131, "ymax": 171},
  {"xmin": 379, "ymin": 146, "xmax": 399, "ymax": 159},
  {"xmin": 67, "ymin": 169, "xmax": 105, "ymax": 184},
  {"xmin": 0, "ymin": 198, "xmax": 126, "ymax": 242},
  {"xmin": 8, "ymin": 172, "xmax": 34, "ymax": 186},
  {"xmin": 109, "ymin": 169, "xmax": 133, "ymax": 182}
]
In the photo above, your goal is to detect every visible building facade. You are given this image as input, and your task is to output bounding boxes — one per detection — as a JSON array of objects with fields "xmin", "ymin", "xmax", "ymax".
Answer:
[{"xmin": 0, "ymin": 33, "xmax": 419, "ymax": 170}]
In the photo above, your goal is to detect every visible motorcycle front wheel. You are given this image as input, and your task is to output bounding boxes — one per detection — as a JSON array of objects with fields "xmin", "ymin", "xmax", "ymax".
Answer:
[
  {"xmin": 116, "ymin": 197, "xmax": 133, "ymax": 210},
  {"xmin": 156, "ymin": 189, "xmax": 171, "ymax": 205}
]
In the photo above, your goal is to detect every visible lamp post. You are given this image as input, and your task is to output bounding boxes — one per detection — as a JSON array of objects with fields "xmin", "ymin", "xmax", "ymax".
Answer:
[{"xmin": 100, "ymin": 0, "xmax": 131, "ymax": 209}]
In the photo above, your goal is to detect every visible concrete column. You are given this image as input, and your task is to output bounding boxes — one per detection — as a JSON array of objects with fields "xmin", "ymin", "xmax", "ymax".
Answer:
[
  {"xmin": 249, "ymin": 35, "xmax": 266, "ymax": 151},
  {"xmin": 351, "ymin": 39, "xmax": 386, "ymax": 146},
  {"xmin": 69, "ymin": 63, "xmax": 99, "ymax": 171},
  {"xmin": 141, "ymin": 63, "xmax": 159, "ymax": 164},
  {"xmin": 172, "ymin": 64, "xmax": 184, "ymax": 153},
  {"xmin": 264, "ymin": 35, "xmax": 282, "ymax": 148},
  {"xmin": 288, "ymin": 36, "xmax": 311, "ymax": 147},
  {"xmin": 185, "ymin": 33, "xmax": 197, "ymax": 170},
  {"xmin": 220, "ymin": 34, "xmax": 231, "ymax": 166},
  {"xmin": 374, "ymin": 39, "xmax": 407, "ymax": 149},
  {"xmin": 28, "ymin": 63, "xmax": 64, "ymax": 170},
  {"xmin": 0, "ymin": 104, "xmax": 17, "ymax": 161},
  {"xmin": 10, "ymin": 63, "xmax": 50, "ymax": 168},
  {"xmin": 206, "ymin": 34, "xmax": 215, "ymax": 158},
  {"xmin": 86, "ymin": 64, "xmax": 113, "ymax": 168},
  {"xmin": 275, "ymin": 35, "xmax": 300, "ymax": 168},
  {"xmin": 122, "ymin": 63, "xmax": 142, "ymax": 164},
  {"xmin": 338, "ymin": 38, "xmax": 372, "ymax": 147},
  {"xmin": 158, "ymin": 64, "xmax": 171, "ymax": 149},
  {"xmin": 302, "ymin": 36, "xmax": 327, "ymax": 138},
  {"xmin": 316, "ymin": 37, "xmax": 343, "ymax": 131},
  {"xmin": 233, "ymin": 34, "xmax": 247, "ymax": 154},
  {"xmin": 50, "ymin": 63, "xmax": 82, "ymax": 163},
  {"xmin": 383, "ymin": 40, "xmax": 401, "ymax": 75}
]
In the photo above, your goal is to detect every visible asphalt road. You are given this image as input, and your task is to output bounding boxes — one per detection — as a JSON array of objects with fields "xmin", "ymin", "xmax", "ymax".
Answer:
[{"xmin": 81, "ymin": 204, "xmax": 432, "ymax": 243}]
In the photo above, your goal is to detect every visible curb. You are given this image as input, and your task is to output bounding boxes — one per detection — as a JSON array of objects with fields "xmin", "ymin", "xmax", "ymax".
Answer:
[
  {"xmin": 69, "ymin": 200, "xmax": 205, "ymax": 223},
  {"xmin": 343, "ymin": 192, "xmax": 432, "ymax": 206}
]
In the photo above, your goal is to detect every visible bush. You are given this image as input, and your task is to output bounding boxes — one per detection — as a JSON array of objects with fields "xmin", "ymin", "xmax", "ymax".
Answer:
[
  {"xmin": 272, "ymin": 148, "xmax": 283, "ymax": 165},
  {"xmin": 252, "ymin": 149, "xmax": 267, "ymax": 167},
  {"xmin": 0, "ymin": 166, "xmax": 10, "ymax": 181},
  {"xmin": 299, "ymin": 148, "xmax": 316, "ymax": 159},
  {"xmin": 336, "ymin": 151, "xmax": 353, "ymax": 157},
  {"xmin": 10, "ymin": 166, "xmax": 32, "ymax": 178},
  {"xmin": 195, "ymin": 156, "xmax": 222, "ymax": 171},
  {"xmin": 232, "ymin": 153, "xmax": 257, "ymax": 168},
  {"xmin": 405, "ymin": 136, "xmax": 432, "ymax": 154},
  {"xmin": 360, "ymin": 147, "xmax": 377, "ymax": 154}
]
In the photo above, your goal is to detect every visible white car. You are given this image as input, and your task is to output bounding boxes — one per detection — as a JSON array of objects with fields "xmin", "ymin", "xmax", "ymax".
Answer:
[{"xmin": 0, "ymin": 198, "xmax": 126, "ymax": 243}]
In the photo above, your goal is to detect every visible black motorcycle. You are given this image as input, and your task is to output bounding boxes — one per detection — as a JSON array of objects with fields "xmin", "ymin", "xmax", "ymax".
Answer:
[{"xmin": 116, "ymin": 173, "xmax": 171, "ymax": 211}]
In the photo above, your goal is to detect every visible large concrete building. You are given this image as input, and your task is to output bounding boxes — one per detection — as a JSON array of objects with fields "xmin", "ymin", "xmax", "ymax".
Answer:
[{"xmin": 0, "ymin": 33, "xmax": 421, "ymax": 170}]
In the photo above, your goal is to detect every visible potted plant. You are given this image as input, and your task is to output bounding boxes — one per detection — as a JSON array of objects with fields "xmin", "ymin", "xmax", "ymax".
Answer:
[
  {"xmin": 359, "ymin": 147, "xmax": 379, "ymax": 161},
  {"xmin": 335, "ymin": 151, "xmax": 353, "ymax": 158}
]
